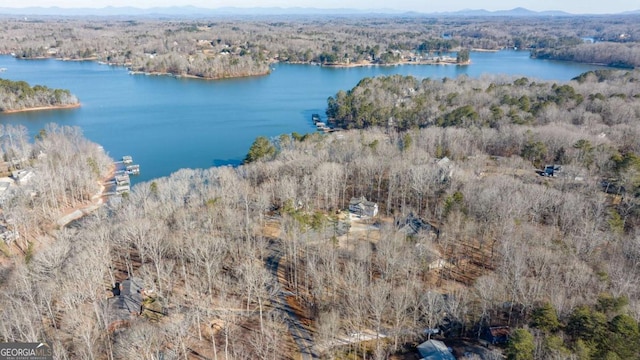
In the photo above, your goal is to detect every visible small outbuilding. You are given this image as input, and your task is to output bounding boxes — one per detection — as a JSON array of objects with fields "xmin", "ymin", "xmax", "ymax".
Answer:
[
  {"xmin": 481, "ymin": 325, "xmax": 510, "ymax": 345},
  {"xmin": 542, "ymin": 165, "xmax": 561, "ymax": 177},
  {"xmin": 349, "ymin": 196, "xmax": 378, "ymax": 217}
]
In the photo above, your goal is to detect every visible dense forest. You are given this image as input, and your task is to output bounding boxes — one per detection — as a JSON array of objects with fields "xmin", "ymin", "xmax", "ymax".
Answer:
[
  {"xmin": 326, "ymin": 70, "xmax": 640, "ymax": 131},
  {"xmin": 0, "ymin": 69, "xmax": 639, "ymax": 359},
  {"xmin": 0, "ymin": 15, "xmax": 637, "ymax": 78},
  {"xmin": 532, "ymin": 42, "xmax": 640, "ymax": 69},
  {"xmin": 0, "ymin": 78, "xmax": 79, "ymax": 112}
]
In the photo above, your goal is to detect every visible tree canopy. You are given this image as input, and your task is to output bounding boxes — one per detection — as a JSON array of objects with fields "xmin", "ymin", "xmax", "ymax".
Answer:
[
  {"xmin": 0, "ymin": 78, "xmax": 78, "ymax": 112},
  {"xmin": 244, "ymin": 136, "xmax": 276, "ymax": 163}
]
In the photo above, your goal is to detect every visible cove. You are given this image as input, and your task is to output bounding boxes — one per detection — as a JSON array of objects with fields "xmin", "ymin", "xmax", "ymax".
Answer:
[{"xmin": 0, "ymin": 51, "xmax": 609, "ymax": 183}]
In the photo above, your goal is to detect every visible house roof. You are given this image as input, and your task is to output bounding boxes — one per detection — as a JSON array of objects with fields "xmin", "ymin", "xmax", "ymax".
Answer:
[
  {"xmin": 121, "ymin": 277, "xmax": 143, "ymax": 296},
  {"xmin": 489, "ymin": 326, "xmax": 510, "ymax": 337},
  {"xmin": 482, "ymin": 325, "xmax": 510, "ymax": 343},
  {"xmin": 109, "ymin": 277, "xmax": 144, "ymax": 323},
  {"xmin": 349, "ymin": 196, "xmax": 377, "ymax": 208},
  {"xmin": 417, "ymin": 340, "xmax": 455, "ymax": 360},
  {"xmin": 398, "ymin": 213, "xmax": 433, "ymax": 235},
  {"xmin": 436, "ymin": 157, "xmax": 452, "ymax": 168}
]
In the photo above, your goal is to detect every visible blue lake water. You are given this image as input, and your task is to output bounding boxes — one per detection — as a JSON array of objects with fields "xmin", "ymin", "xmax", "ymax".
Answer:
[{"xmin": 0, "ymin": 51, "xmax": 608, "ymax": 183}]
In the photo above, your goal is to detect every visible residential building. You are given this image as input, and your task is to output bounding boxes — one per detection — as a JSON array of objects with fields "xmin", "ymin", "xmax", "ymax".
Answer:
[
  {"xmin": 349, "ymin": 196, "xmax": 378, "ymax": 217},
  {"xmin": 417, "ymin": 339, "xmax": 456, "ymax": 360}
]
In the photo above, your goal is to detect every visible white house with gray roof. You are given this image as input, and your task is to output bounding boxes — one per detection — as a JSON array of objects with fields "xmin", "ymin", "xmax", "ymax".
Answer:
[{"xmin": 349, "ymin": 196, "xmax": 378, "ymax": 217}]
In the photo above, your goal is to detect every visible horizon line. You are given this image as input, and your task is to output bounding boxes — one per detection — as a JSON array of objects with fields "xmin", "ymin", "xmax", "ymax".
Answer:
[{"xmin": 0, "ymin": 5, "xmax": 638, "ymax": 16}]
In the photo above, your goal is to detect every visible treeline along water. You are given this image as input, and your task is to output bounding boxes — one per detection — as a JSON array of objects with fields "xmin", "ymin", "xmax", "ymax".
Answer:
[{"xmin": 0, "ymin": 51, "xmax": 608, "ymax": 183}]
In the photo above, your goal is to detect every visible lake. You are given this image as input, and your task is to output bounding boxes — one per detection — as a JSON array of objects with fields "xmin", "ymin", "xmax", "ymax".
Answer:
[{"xmin": 0, "ymin": 51, "xmax": 608, "ymax": 183}]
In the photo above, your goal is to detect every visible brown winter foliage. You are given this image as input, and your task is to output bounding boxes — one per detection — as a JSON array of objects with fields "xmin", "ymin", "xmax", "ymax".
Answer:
[
  {"xmin": 0, "ymin": 14, "xmax": 638, "ymax": 79},
  {"xmin": 0, "ymin": 69, "xmax": 639, "ymax": 359}
]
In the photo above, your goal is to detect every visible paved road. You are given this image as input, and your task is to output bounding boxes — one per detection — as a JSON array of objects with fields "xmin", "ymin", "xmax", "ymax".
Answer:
[{"xmin": 266, "ymin": 249, "xmax": 319, "ymax": 360}]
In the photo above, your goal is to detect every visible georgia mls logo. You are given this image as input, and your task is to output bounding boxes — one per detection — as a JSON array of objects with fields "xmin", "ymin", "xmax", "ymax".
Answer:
[{"xmin": 0, "ymin": 342, "xmax": 53, "ymax": 360}]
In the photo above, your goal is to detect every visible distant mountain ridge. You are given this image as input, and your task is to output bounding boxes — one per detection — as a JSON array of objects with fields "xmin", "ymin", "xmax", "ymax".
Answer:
[
  {"xmin": 0, "ymin": 6, "xmax": 401, "ymax": 16},
  {"xmin": 444, "ymin": 7, "xmax": 571, "ymax": 17},
  {"xmin": 0, "ymin": 6, "xmax": 635, "ymax": 17}
]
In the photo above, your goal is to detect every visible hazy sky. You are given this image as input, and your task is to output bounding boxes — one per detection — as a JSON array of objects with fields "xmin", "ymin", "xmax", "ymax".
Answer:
[{"xmin": 2, "ymin": 0, "xmax": 639, "ymax": 14}]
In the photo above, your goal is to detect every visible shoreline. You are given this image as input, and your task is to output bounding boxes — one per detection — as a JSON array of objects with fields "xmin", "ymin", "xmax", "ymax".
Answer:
[
  {"xmin": 60, "ymin": 57, "xmax": 99, "ymax": 62},
  {"xmin": 529, "ymin": 55, "xmax": 635, "ymax": 69},
  {"xmin": 471, "ymin": 48, "xmax": 501, "ymax": 52},
  {"xmin": 1, "ymin": 103, "xmax": 81, "ymax": 114},
  {"xmin": 283, "ymin": 59, "xmax": 471, "ymax": 68},
  {"xmin": 9, "ymin": 53, "xmax": 470, "ymax": 79},
  {"xmin": 319, "ymin": 60, "xmax": 470, "ymax": 68},
  {"xmin": 127, "ymin": 69, "xmax": 271, "ymax": 80}
]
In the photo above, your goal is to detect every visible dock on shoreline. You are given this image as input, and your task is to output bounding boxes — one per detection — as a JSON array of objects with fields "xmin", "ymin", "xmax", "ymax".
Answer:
[
  {"xmin": 312, "ymin": 113, "xmax": 341, "ymax": 133},
  {"xmin": 104, "ymin": 156, "xmax": 140, "ymax": 196}
]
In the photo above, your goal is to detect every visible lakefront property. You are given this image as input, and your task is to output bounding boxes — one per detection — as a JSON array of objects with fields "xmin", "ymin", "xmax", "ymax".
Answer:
[
  {"xmin": 0, "ymin": 7, "xmax": 639, "ymax": 360},
  {"xmin": 349, "ymin": 196, "xmax": 379, "ymax": 217}
]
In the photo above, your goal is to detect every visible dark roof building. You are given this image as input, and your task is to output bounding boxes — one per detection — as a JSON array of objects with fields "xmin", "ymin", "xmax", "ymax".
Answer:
[
  {"xmin": 108, "ymin": 277, "xmax": 145, "ymax": 331},
  {"xmin": 481, "ymin": 325, "xmax": 510, "ymax": 345},
  {"xmin": 397, "ymin": 212, "xmax": 436, "ymax": 237},
  {"xmin": 417, "ymin": 340, "xmax": 456, "ymax": 360}
]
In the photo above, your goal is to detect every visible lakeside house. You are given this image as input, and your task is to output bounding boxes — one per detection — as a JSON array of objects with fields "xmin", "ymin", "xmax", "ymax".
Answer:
[
  {"xmin": 11, "ymin": 169, "xmax": 34, "ymax": 185},
  {"xmin": 397, "ymin": 212, "xmax": 437, "ymax": 237},
  {"xmin": 436, "ymin": 157, "xmax": 454, "ymax": 182},
  {"xmin": 349, "ymin": 196, "xmax": 378, "ymax": 217},
  {"xmin": 108, "ymin": 277, "xmax": 145, "ymax": 332},
  {"xmin": 417, "ymin": 339, "xmax": 455, "ymax": 360}
]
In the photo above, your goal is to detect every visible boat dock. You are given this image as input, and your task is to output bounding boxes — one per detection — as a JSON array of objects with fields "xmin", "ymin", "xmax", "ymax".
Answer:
[
  {"xmin": 126, "ymin": 164, "xmax": 140, "ymax": 175},
  {"xmin": 104, "ymin": 155, "xmax": 140, "ymax": 196},
  {"xmin": 115, "ymin": 174, "xmax": 130, "ymax": 186},
  {"xmin": 311, "ymin": 113, "xmax": 340, "ymax": 133}
]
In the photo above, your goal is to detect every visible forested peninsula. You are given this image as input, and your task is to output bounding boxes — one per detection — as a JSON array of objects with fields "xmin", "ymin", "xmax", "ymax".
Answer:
[
  {"xmin": 0, "ymin": 78, "xmax": 79, "ymax": 113},
  {"xmin": 0, "ymin": 69, "xmax": 639, "ymax": 359},
  {"xmin": 326, "ymin": 69, "xmax": 640, "ymax": 131},
  {"xmin": 531, "ymin": 42, "xmax": 640, "ymax": 69}
]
